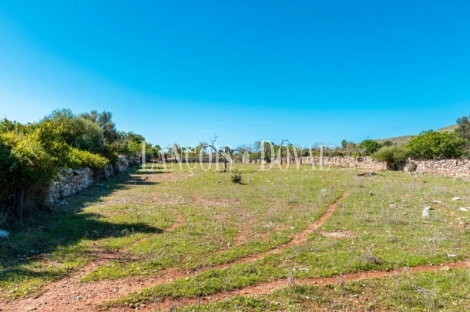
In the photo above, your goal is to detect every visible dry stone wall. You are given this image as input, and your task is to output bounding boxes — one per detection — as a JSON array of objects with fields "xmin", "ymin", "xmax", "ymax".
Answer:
[
  {"xmin": 254, "ymin": 156, "xmax": 470, "ymax": 177},
  {"xmin": 304, "ymin": 156, "xmax": 387, "ymax": 170},
  {"xmin": 46, "ymin": 156, "xmax": 138, "ymax": 204},
  {"xmin": 405, "ymin": 159, "xmax": 470, "ymax": 177},
  {"xmin": 302, "ymin": 156, "xmax": 470, "ymax": 176}
]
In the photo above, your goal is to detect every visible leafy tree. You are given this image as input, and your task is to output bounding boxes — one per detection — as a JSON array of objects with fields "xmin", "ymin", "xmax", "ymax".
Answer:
[
  {"xmin": 456, "ymin": 114, "xmax": 470, "ymax": 157},
  {"xmin": 80, "ymin": 110, "xmax": 119, "ymax": 160},
  {"xmin": 43, "ymin": 109, "xmax": 104, "ymax": 155},
  {"xmin": 358, "ymin": 140, "xmax": 382, "ymax": 156},
  {"xmin": 456, "ymin": 114, "xmax": 470, "ymax": 139},
  {"xmin": 407, "ymin": 130, "xmax": 464, "ymax": 159},
  {"xmin": 371, "ymin": 145, "xmax": 410, "ymax": 170}
]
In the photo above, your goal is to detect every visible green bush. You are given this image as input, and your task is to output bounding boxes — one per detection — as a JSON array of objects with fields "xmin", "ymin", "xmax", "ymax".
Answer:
[
  {"xmin": 231, "ymin": 170, "xmax": 242, "ymax": 184},
  {"xmin": 0, "ymin": 119, "xmax": 107, "ymax": 221},
  {"xmin": 371, "ymin": 145, "xmax": 410, "ymax": 170},
  {"xmin": 68, "ymin": 148, "xmax": 108, "ymax": 170},
  {"xmin": 358, "ymin": 139, "xmax": 382, "ymax": 156},
  {"xmin": 0, "ymin": 110, "xmax": 146, "ymax": 222},
  {"xmin": 0, "ymin": 121, "xmax": 69, "ymax": 220},
  {"xmin": 406, "ymin": 130, "xmax": 464, "ymax": 159}
]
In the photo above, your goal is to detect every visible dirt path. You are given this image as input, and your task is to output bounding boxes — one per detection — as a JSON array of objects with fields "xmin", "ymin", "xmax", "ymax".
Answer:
[
  {"xmin": 149, "ymin": 260, "xmax": 470, "ymax": 311},
  {"xmin": 208, "ymin": 190, "xmax": 349, "ymax": 269},
  {"xmin": 0, "ymin": 210, "xmax": 185, "ymax": 312}
]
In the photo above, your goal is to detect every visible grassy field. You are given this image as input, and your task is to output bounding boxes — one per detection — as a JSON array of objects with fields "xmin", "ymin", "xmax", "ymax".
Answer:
[{"xmin": 1, "ymin": 163, "xmax": 470, "ymax": 311}]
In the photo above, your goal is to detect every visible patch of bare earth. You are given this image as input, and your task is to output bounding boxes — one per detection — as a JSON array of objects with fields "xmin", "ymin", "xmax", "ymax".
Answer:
[{"xmin": 320, "ymin": 230, "xmax": 354, "ymax": 239}]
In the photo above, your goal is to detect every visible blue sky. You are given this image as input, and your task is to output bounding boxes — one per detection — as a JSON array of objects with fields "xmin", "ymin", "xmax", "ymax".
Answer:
[{"xmin": 1, "ymin": 1, "xmax": 469, "ymax": 148}]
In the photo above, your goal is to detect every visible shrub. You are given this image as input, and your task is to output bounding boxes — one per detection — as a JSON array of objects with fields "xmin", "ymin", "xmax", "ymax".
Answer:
[
  {"xmin": 371, "ymin": 145, "xmax": 410, "ymax": 170},
  {"xmin": 407, "ymin": 130, "xmax": 464, "ymax": 159},
  {"xmin": 0, "ymin": 121, "xmax": 69, "ymax": 220},
  {"xmin": 231, "ymin": 170, "xmax": 242, "ymax": 184},
  {"xmin": 0, "ymin": 110, "xmax": 143, "ymax": 222},
  {"xmin": 68, "ymin": 148, "xmax": 108, "ymax": 170},
  {"xmin": 0, "ymin": 119, "xmax": 108, "ymax": 221},
  {"xmin": 358, "ymin": 140, "xmax": 382, "ymax": 156}
]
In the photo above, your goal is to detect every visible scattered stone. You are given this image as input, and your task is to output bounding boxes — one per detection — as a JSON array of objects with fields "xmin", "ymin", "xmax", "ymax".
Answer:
[
  {"xmin": 357, "ymin": 171, "xmax": 377, "ymax": 177},
  {"xmin": 459, "ymin": 207, "xmax": 469, "ymax": 212},
  {"xmin": 452, "ymin": 197, "xmax": 461, "ymax": 201},
  {"xmin": 422, "ymin": 206, "xmax": 433, "ymax": 218}
]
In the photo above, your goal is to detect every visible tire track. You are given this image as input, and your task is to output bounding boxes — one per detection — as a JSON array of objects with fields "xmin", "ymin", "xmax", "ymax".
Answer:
[
  {"xmin": 209, "ymin": 190, "xmax": 348, "ymax": 269},
  {"xmin": 135, "ymin": 261, "xmax": 470, "ymax": 311}
]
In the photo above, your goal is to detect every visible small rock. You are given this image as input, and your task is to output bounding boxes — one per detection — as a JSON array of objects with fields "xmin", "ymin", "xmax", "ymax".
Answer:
[
  {"xmin": 459, "ymin": 207, "xmax": 468, "ymax": 212},
  {"xmin": 422, "ymin": 206, "xmax": 433, "ymax": 218},
  {"xmin": 452, "ymin": 197, "xmax": 461, "ymax": 201}
]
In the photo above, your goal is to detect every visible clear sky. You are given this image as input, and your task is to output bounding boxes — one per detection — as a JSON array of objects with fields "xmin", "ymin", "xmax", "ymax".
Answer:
[{"xmin": 1, "ymin": 1, "xmax": 469, "ymax": 148}]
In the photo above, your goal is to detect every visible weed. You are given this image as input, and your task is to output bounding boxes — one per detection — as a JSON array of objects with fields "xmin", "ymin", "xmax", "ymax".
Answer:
[{"xmin": 231, "ymin": 170, "xmax": 242, "ymax": 184}]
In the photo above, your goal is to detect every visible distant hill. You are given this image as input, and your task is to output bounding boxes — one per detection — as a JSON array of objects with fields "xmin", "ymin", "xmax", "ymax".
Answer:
[
  {"xmin": 436, "ymin": 124, "xmax": 458, "ymax": 133},
  {"xmin": 375, "ymin": 124, "xmax": 458, "ymax": 144}
]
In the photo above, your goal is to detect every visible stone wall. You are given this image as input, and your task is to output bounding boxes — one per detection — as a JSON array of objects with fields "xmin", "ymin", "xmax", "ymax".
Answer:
[
  {"xmin": 404, "ymin": 159, "xmax": 470, "ymax": 177},
  {"xmin": 46, "ymin": 168, "xmax": 94, "ymax": 204},
  {"xmin": 302, "ymin": 156, "xmax": 470, "ymax": 176},
  {"xmin": 301, "ymin": 156, "xmax": 388, "ymax": 170},
  {"xmin": 249, "ymin": 156, "xmax": 470, "ymax": 177},
  {"xmin": 46, "ymin": 156, "xmax": 138, "ymax": 204}
]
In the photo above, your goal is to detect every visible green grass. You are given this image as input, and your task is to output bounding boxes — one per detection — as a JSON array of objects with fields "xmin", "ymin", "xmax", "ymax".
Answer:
[{"xmin": 2, "ymin": 164, "xmax": 470, "ymax": 310}]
